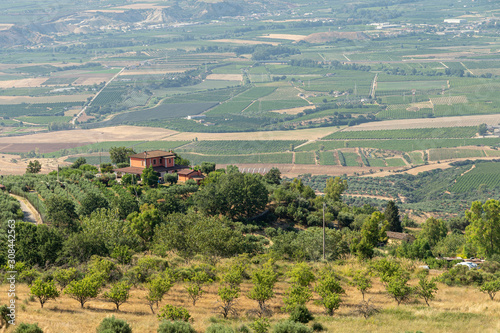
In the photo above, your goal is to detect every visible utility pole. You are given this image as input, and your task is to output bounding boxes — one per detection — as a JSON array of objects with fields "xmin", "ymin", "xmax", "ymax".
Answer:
[{"xmin": 323, "ymin": 202, "xmax": 326, "ymax": 260}]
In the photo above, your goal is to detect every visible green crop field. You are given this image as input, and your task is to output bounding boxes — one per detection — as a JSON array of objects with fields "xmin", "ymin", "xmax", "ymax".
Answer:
[
  {"xmin": 294, "ymin": 152, "xmax": 315, "ymax": 164},
  {"xmin": 176, "ymin": 140, "xmax": 303, "ymax": 155},
  {"xmin": 92, "ymin": 88, "xmax": 127, "ymax": 106},
  {"xmin": 343, "ymin": 152, "xmax": 361, "ymax": 167},
  {"xmin": 376, "ymin": 80, "xmax": 448, "ymax": 92},
  {"xmin": 322, "ymin": 127, "xmax": 477, "ymax": 140},
  {"xmin": 179, "ymin": 152, "xmax": 293, "ymax": 165},
  {"xmin": 49, "ymin": 141, "xmax": 190, "ymax": 157},
  {"xmin": 385, "ymin": 158, "xmax": 406, "ymax": 167},
  {"xmin": 451, "ymin": 162, "xmax": 500, "ymax": 193},
  {"xmin": 18, "ymin": 116, "xmax": 72, "ymax": 124},
  {"xmin": 367, "ymin": 158, "xmax": 386, "ymax": 167},
  {"xmin": 318, "ymin": 151, "xmax": 337, "ymax": 165},
  {"xmin": 0, "ymin": 102, "xmax": 83, "ymax": 117},
  {"xmin": 409, "ymin": 152, "xmax": 424, "ymax": 164},
  {"xmin": 428, "ymin": 148, "xmax": 486, "ymax": 161},
  {"xmin": 87, "ymin": 102, "xmax": 218, "ymax": 128},
  {"xmin": 297, "ymin": 138, "xmax": 500, "ymax": 152}
]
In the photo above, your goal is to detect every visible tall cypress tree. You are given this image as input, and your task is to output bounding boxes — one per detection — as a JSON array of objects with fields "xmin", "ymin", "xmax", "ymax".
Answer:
[{"xmin": 385, "ymin": 201, "xmax": 402, "ymax": 232}]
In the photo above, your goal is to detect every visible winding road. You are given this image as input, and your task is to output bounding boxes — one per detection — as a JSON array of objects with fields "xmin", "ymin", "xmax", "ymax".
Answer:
[{"xmin": 10, "ymin": 193, "xmax": 42, "ymax": 224}]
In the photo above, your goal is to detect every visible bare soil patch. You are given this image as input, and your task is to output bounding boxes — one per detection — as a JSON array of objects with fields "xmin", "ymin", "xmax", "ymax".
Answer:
[
  {"xmin": 304, "ymin": 31, "xmax": 369, "ymax": 43},
  {"xmin": 0, "ymin": 24, "xmax": 14, "ymax": 31},
  {"xmin": 116, "ymin": 3, "xmax": 169, "ymax": 9},
  {"xmin": 206, "ymin": 74, "xmax": 243, "ymax": 81},
  {"xmin": 270, "ymin": 106, "xmax": 312, "ymax": 115},
  {"xmin": 73, "ymin": 73, "xmax": 116, "ymax": 86},
  {"xmin": 0, "ymin": 78, "xmax": 48, "ymax": 88},
  {"xmin": 260, "ymin": 34, "xmax": 307, "ymax": 41},
  {"xmin": 344, "ymin": 114, "xmax": 500, "ymax": 131},
  {"xmin": 0, "ymin": 126, "xmax": 179, "ymax": 145},
  {"xmin": 85, "ymin": 9, "xmax": 126, "ymax": 13},
  {"xmin": 120, "ymin": 69, "xmax": 193, "ymax": 75},
  {"xmin": 344, "ymin": 193, "xmax": 394, "ymax": 201},
  {"xmin": 210, "ymin": 39, "xmax": 278, "ymax": 46}
]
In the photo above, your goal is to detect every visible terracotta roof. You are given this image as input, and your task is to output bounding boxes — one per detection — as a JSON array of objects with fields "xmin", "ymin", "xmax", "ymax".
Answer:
[
  {"xmin": 129, "ymin": 150, "xmax": 176, "ymax": 159},
  {"xmin": 153, "ymin": 166, "xmax": 189, "ymax": 173},
  {"xmin": 177, "ymin": 169, "xmax": 198, "ymax": 176},
  {"xmin": 114, "ymin": 166, "xmax": 144, "ymax": 175},
  {"xmin": 386, "ymin": 231, "xmax": 415, "ymax": 241}
]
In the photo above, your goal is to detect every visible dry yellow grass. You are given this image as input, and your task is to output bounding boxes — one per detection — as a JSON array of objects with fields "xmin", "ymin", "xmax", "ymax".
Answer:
[
  {"xmin": 0, "ymin": 24, "xmax": 14, "ymax": 31},
  {"xmin": 260, "ymin": 34, "xmax": 307, "ymax": 41},
  {"xmin": 344, "ymin": 114, "xmax": 500, "ymax": 131},
  {"xmin": 270, "ymin": 106, "xmax": 314, "ymax": 115},
  {"xmin": 210, "ymin": 39, "xmax": 279, "ymax": 46},
  {"xmin": 3, "ymin": 260, "xmax": 500, "ymax": 333},
  {"xmin": 0, "ymin": 78, "xmax": 48, "ymax": 89},
  {"xmin": 205, "ymin": 74, "xmax": 243, "ymax": 81}
]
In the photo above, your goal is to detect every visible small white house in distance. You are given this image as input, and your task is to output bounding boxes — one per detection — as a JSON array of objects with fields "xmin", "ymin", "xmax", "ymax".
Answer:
[
  {"xmin": 455, "ymin": 262, "xmax": 479, "ymax": 269},
  {"xmin": 186, "ymin": 115, "xmax": 206, "ymax": 120},
  {"xmin": 444, "ymin": 19, "xmax": 466, "ymax": 24}
]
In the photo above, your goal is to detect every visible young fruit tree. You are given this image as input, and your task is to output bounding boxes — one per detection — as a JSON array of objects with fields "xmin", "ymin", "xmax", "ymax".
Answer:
[
  {"xmin": 248, "ymin": 260, "xmax": 278, "ymax": 317},
  {"xmin": 30, "ymin": 279, "xmax": 60, "ymax": 308}
]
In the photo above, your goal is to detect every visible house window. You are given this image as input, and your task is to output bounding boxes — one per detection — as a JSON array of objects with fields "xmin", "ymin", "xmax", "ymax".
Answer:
[
  {"xmin": 153, "ymin": 159, "xmax": 156, "ymax": 165},
  {"xmin": 141, "ymin": 161, "xmax": 144, "ymax": 166}
]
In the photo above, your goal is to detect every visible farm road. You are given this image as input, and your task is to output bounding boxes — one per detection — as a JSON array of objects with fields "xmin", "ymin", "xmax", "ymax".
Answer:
[
  {"xmin": 9, "ymin": 193, "xmax": 42, "ymax": 224},
  {"xmin": 72, "ymin": 67, "xmax": 125, "ymax": 124}
]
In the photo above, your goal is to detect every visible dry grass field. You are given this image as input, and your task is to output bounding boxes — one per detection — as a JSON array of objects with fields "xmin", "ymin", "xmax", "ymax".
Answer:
[
  {"xmin": 205, "ymin": 74, "xmax": 243, "ymax": 81},
  {"xmin": 210, "ymin": 39, "xmax": 279, "ymax": 46},
  {"xmin": 344, "ymin": 114, "xmax": 500, "ymax": 131},
  {"xmin": 0, "ymin": 78, "xmax": 48, "ymax": 89},
  {"xmin": 3, "ymin": 259, "xmax": 500, "ymax": 333},
  {"xmin": 260, "ymin": 34, "xmax": 307, "ymax": 41}
]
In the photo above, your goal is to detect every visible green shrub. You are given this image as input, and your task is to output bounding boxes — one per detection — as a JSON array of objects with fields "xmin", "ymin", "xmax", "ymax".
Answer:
[
  {"xmin": 439, "ymin": 265, "xmax": 485, "ymax": 286},
  {"xmin": 157, "ymin": 321, "xmax": 195, "ymax": 333},
  {"xmin": 236, "ymin": 325, "xmax": 251, "ymax": 333},
  {"xmin": 312, "ymin": 323, "xmax": 324, "ymax": 332},
  {"xmin": 96, "ymin": 316, "xmax": 132, "ymax": 333},
  {"xmin": 289, "ymin": 305, "xmax": 314, "ymax": 324},
  {"xmin": 13, "ymin": 323, "xmax": 43, "ymax": 333},
  {"xmin": 273, "ymin": 321, "xmax": 312, "ymax": 333},
  {"xmin": 206, "ymin": 324, "xmax": 235, "ymax": 333},
  {"xmin": 157, "ymin": 304, "xmax": 191, "ymax": 322}
]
